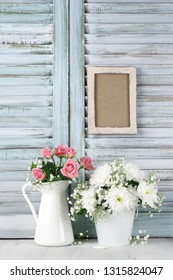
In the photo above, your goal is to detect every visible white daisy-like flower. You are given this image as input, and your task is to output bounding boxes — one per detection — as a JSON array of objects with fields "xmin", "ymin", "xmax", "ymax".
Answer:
[
  {"xmin": 81, "ymin": 188, "xmax": 96, "ymax": 216},
  {"xmin": 90, "ymin": 163, "xmax": 111, "ymax": 187},
  {"xmin": 103, "ymin": 186, "xmax": 138, "ymax": 215},
  {"xmin": 70, "ymin": 158, "xmax": 163, "ymax": 225},
  {"xmin": 124, "ymin": 162, "xmax": 145, "ymax": 182},
  {"xmin": 137, "ymin": 181, "xmax": 159, "ymax": 208}
]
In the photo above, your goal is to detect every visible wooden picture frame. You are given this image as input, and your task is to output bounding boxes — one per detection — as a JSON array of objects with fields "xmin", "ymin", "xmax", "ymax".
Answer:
[{"xmin": 87, "ymin": 66, "xmax": 137, "ymax": 134}]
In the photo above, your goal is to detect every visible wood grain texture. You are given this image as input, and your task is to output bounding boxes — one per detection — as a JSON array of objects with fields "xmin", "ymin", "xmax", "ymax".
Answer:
[
  {"xmin": 86, "ymin": 23, "xmax": 173, "ymax": 34},
  {"xmin": 85, "ymin": 3, "xmax": 173, "ymax": 14},
  {"xmin": 0, "ymin": 0, "xmax": 53, "ymax": 2},
  {"xmin": 86, "ymin": 0, "xmax": 173, "ymax": 2},
  {"xmin": 0, "ymin": 14, "xmax": 53, "ymax": 24},
  {"xmin": 0, "ymin": 0, "xmax": 55, "ymax": 238},
  {"xmin": 1, "ymin": 239, "xmax": 173, "ymax": 260},
  {"xmin": 1, "ymin": 0, "xmax": 173, "ymax": 239},
  {"xmin": 86, "ymin": 44, "xmax": 173, "ymax": 55},
  {"xmin": 53, "ymin": 0, "xmax": 69, "ymax": 146},
  {"xmin": 85, "ymin": 34, "xmax": 173, "ymax": 44},
  {"xmin": 86, "ymin": 13, "xmax": 173, "ymax": 24},
  {"xmin": 83, "ymin": 0, "xmax": 173, "ymax": 237},
  {"xmin": 0, "ymin": 3, "xmax": 53, "ymax": 13},
  {"xmin": 70, "ymin": 0, "xmax": 85, "ymax": 156}
]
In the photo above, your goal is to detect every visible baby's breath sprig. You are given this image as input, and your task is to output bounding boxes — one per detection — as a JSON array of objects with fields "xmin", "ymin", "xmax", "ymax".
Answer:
[
  {"xmin": 130, "ymin": 230, "xmax": 150, "ymax": 246},
  {"xmin": 71, "ymin": 230, "xmax": 90, "ymax": 245}
]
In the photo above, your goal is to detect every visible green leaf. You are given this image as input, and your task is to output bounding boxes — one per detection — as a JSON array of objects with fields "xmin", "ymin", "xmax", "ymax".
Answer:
[{"xmin": 31, "ymin": 161, "xmax": 37, "ymax": 169}]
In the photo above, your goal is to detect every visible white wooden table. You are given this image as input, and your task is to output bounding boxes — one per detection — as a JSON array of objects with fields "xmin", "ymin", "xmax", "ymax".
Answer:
[{"xmin": 0, "ymin": 239, "xmax": 173, "ymax": 260}]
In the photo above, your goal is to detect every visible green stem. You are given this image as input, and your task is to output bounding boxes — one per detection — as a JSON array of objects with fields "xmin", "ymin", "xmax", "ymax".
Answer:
[
  {"xmin": 52, "ymin": 156, "xmax": 57, "ymax": 175},
  {"xmin": 78, "ymin": 165, "xmax": 83, "ymax": 171}
]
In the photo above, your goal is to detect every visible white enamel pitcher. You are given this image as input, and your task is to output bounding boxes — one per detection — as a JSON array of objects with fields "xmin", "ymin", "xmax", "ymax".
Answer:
[{"xmin": 22, "ymin": 180, "xmax": 74, "ymax": 246}]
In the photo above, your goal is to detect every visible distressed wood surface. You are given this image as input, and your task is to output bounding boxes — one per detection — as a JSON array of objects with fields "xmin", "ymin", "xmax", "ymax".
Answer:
[
  {"xmin": 86, "ymin": 0, "xmax": 173, "ymax": 2},
  {"xmin": 85, "ymin": 13, "xmax": 173, "ymax": 24},
  {"xmin": 85, "ymin": 55, "xmax": 173, "ymax": 65},
  {"xmin": 85, "ymin": 34, "xmax": 173, "ymax": 44},
  {"xmin": 0, "ymin": 86, "xmax": 53, "ymax": 95},
  {"xmin": 0, "ymin": 24, "xmax": 53, "ymax": 33},
  {"xmin": 0, "ymin": 0, "xmax": 56, "ymax": 238},
  {"xmin": 0, "ymin": 117, "xmax": 52, "ymax": 128},
  {"xmin": 0, "ymin": 34, "xmax": 53, "ymax": 44},
  {"xmin": 0, "ymin": 107, "xmax": 52, "ymax": 117},
  {"xmin": 86, "ymin": 44, "xmax": 173, "ymax": 55},
  {"xmin": 86, "ymin": 148, "xmax": 173, "ymax": 160},
  {"xmin": 0, "ymin": 66, "xmax": 53, "ymax": 76},
  {"xmin": 0, "ymin": 4, "xmax": 53, "ymax": 13},
  {"xmin": 1, "ymin": 239, "xmax": 173, "ymax": 260},
  {"xmin": 0, "ymin": 139, "xmax": 52, "ymax": 149},
  {"xmin": 0, "ymin": 0, "xmax": 53, "ymax": 2},
  {"xmin": 70, "ymin": 0, "xmax": 85, "ymax": 157},
  {"xmin": 0, "ymin": 215, "xmax": 35, "ymax": 238},
  {"xmin": 1, "ymin": 0, "xmax": 173, "ymax": 239},
  {"xmin": 0, "ymin": 14, "xmax": 53, "ymax": 24},
  {"xmin": 0, "ymin": 45, "xmax": 53, "ymax": 55},
  {"xmin": 0, "ymin": 96, "xmax": 52, "ymax": 106},
  {"xmin": 86, "ymin": 138, "xmax": 173, "ymax": 149},
  {"xmin": 53, "ymin": 0, "xmax": 69, "ymax": 146},
  {"xmin": 85, "ymin": 3, "xmax": 173, "ymax": 14},
  {"xmin": 86, "ymin": 128, "xmax": 173, "ymax": 138},
  {"xmin": 86, "ymin": 23, "xmax": 173, "ymax": 34},
  {"xmin": 83, "ymin": 0, "xmax": 173, "ymax": 238},
  {"xmin": 69, "ymin": 0, "xmax": 86, "ymax": 234},
  {"xmin": 0, "ymin": 128, "xmax": 52, "ymax": 137}
]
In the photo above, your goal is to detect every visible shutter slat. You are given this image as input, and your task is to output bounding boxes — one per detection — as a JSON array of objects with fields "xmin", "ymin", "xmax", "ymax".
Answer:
[
  {"xmin": 0, "ymin": 4, "xmax": 53, "ymax": 14},
  {"xmin": 85, "ymin": 3, "xmax": 173, "ymax": 14},
  {"xmin": 0, "ymin": 0, "xmax": 55, "ymax": 238},
  {"xmin": 0, "ymin": 14, "xmax": 53, "ymax": 24},
  {"xmin": 86, "ymin": 13, "xmax": 173, "ymax": 24}
]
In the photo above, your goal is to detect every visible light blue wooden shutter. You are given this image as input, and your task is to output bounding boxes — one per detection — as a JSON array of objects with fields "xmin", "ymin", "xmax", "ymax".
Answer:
[
  {"xmin": 75, "ymin": 0, "xmax": 173, "ymax": 237},
  {"xmin": 1, "ymin": 0, "xmax": 173, "ymax": 239},
  {"xmin": 0, "ymin": 0, "xmax": 69, "ymax": 237}
]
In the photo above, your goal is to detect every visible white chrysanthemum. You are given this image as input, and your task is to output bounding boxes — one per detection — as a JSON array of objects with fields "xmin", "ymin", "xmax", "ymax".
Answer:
[
  {"xmin": 70, "ymin": 158, "xmax": 162, "ymax": 222},
  {"xmin": 128, "ymin": 186, "xmax": 138, "ymax": 198},
  {"xmin": 137, "ymin": 181, "xmax": 159, "ymax": 208},
  {"xmin": 124, "ymin": 162, "xmax": 145, "ymax": 182},
  {"xmin": 90, "ymin": 163, "xmax": 111, "ymax": 187},
  {"xmin": 81, "ymin": 188, "xmax": 96, "ymax": 215},
  {"xmin": 103, "ymin": 186, "xmax": 138, "ymax": 215}
]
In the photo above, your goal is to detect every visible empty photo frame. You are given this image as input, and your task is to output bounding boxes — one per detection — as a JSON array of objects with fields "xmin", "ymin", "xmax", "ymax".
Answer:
[{"xmin": 87, "ymin": 67, "xmax": 137, "ymax": 134}]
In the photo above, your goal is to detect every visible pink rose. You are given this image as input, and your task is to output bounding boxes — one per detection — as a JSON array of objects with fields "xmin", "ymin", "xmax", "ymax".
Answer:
[
  {"xmin": 61, "ymin": 159, "xmax": 78, "ymax": 179},
  {"xmin": 65, "ymin": 147, "xmax": 76, "ymax": 158},
  {"xmin": 80, "ymin": 156, "xmax": 94, "ymax": 170},
  {"xmin": 54, "ymin": 144, "xmax": 67, "ymax": 157},
  {"xmin": 32, "ymin": 168, "xmax": 45, "ymax": 181},
  {"xmin": 40, "ymin": 147, "xmax": 54, "ymax": 158}
]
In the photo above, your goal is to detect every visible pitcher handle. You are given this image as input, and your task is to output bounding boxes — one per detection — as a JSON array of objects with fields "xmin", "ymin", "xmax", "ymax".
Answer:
[{"xmin": 22, "ymin": 183, "xmax": 38, "ymax": 224}]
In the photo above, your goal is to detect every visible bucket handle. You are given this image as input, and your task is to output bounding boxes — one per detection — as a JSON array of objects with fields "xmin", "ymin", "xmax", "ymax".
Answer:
[{"xmin": 22, "ymin": 183, "xmax": 38, "ymax": 224}]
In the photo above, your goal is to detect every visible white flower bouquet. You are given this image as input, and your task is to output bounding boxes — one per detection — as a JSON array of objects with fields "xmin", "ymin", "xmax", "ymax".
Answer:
[{"xmin": 70, "ymin": 158, "xmax": 163, "ymax": 222}]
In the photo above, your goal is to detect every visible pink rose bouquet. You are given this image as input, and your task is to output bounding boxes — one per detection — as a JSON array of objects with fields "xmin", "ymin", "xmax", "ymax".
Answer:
[{"xmin": 27, "ymin": 144, "xmax": 94, "ymax": 185}]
